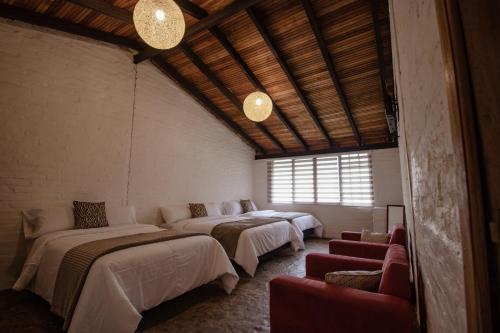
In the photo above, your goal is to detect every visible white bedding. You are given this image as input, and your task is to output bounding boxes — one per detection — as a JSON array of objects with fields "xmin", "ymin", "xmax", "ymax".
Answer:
[
  {"xmin": 13, "ymin": 224, "xmax": 238, "ymax": 333},
  {"xmin": 167, "ymin": 215, "xmax": 304, "ymax": 276},
  {"xmin": 240, "ymin": 210, "xmax": 324, "ymax": 239}
]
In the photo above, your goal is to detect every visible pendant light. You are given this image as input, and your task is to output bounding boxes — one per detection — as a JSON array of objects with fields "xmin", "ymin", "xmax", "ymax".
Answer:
[
  {"xmin": 133, "ymin": 0, "xmax": 185, "ymax": 50},
  {"xmin": 243, "ymin": 92, "xmax": 273, "ymax": 122}
]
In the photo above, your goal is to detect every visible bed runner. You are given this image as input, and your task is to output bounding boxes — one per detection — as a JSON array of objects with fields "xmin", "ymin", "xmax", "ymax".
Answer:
[
  {"xmin": 211, "ymin": 217, "xmax": 283, "ymax": 259},
  {"xmin": 52, "ymin": 230, "xmax": 205, "ymax": 330}
]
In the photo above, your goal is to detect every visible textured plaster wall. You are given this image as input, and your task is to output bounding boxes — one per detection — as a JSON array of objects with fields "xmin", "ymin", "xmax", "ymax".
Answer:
[
  {"xmin": 253, "ymin": 148, "xmax": 403, "ymax": 238},
  {"xmin": 390, "ymin": 0, "xmax": 468, "ymax": 331},
  {"xmin": 0, "ymin": 20, "xmax": 254, "ymax": 289}
]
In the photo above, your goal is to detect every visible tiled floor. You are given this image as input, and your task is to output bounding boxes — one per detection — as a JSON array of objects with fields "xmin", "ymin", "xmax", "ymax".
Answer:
[{"xmin": 0, "ymin": 239, "xmax": 329, "ymax": 333}]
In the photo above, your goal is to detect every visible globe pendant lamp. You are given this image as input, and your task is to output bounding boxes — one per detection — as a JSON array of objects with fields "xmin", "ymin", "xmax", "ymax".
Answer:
[
  {"xmin": 133, "ymin": 0, "xmax": 185, "ymax": 50},
  {"xmin": 243, "ymin": 92, "xmax": 273, "ymax": 122}
]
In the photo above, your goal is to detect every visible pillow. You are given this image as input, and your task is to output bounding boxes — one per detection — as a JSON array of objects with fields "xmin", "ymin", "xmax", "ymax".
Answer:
[
  {"xmin": 204, "ymin": 203, "xmax": 222, "ymax": 217},
  {"xmin": 160, "ymin": 204, "xmax": 191, "ymax": 224},
  {"xmin": 360, "ymin": 229, "xmax": 391, "ymax": 244},
  {"xmin": 325, "ymin": 270, "xmax": 383, "ymax": 291},
  {"xmin": 240, "ymin": 199, "xmax": 255, "ymax": 213},
  {"xmin": 22, "ymin": 207, "xmax": 74, "ymax": 239},
  {"xmin": 189, "ymin": 203, "xmax": 208, "ymax": 218},
  {"xmin": 222, "ymin": 200, "xmax": 242, "ymax": 215},
  {"xmin": 106, "ymin": 206, "xmax": 137, "ymax": 226},
  {"xmin": 73, "ymin": 201, "xmax": 109, "ymax": 229}
]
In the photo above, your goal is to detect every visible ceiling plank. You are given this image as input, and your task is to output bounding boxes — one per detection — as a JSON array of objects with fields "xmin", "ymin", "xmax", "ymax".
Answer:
[
  {"xmin": 152, "ymin": 56, "xmax": 265, "ymax": 154},
  {"xmin": 0, "ymin": 3, "xmax": 142, "ymax": 50},
  {"xmin": 255, "ymin": 142, "xmax": 398, "ymax": 160},
  {"xmin": 67, "ymin": 0, "xmax": 132, "ymax": 23},
  {"xmin": 134, "ymin": 0, "xmax": 266, "ymax": 63},
  {"xmin": 179, "ymin": 42, "xmax": 286, "ymax": 152},
  {"xmin": 369, "ymin": 0, "xmax": 393, "ymax": 135},
  {"xmin": 246, "ymin": 7, "xmax": 335, "ymax": 147},
  {"xmin": 301, "ymin": 0, "xmax": 362, "ymax": 146}
]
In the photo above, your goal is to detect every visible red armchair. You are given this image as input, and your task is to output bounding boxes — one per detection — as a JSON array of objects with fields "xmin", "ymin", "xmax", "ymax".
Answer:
[
  {"xmin": 329, "ymin": 224, "xmax": 406, "ymax": 260},
  {"xmin": 269, "ymin": 245, "xmax": 413, "ymax": 333}
]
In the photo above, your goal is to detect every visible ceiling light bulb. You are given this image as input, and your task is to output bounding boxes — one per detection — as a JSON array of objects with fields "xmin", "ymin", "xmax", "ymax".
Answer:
[
  {"xmin": 155, "ymin": 9, "xmax": 165, "ymax": 21},
  {"xmin": 255, "ymin": 98, "xmax": 263, "ymax": 106}
]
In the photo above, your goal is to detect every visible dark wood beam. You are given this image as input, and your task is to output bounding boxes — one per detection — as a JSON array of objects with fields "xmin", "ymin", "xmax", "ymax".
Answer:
[
  {"xmin": 152, "ymin": 56, "xmax": 265, "ymax": 154},
  {"xmin": 255, "ymin": 142, "xmax": 398, "ymax": 160},
  {"xmin": 301, "ymin": 0, "xmax": 362, "ymax": 146},
  {"xmin": 369, "ymin": 0, "xmax": 394, "ymax": 133},
  {"xmin": 179, "ymin": 43, "xmax": 286, "ymax": 152},
  {"xmin": 174, "ymin": 0, "xmax": 207, "ymax": 19},
  {"xmin": 134, "ymin": 0, "xmax": 266, "ymax": 63},
  {"xmin": 67, "ymin": 0, "xmax": 132, "ymax": 23},
  {"xmin": 246, "ymin": 7, "xmax": 334, "ymax": 147},
  {"xmin": 0, "ymin": 3, "xmax": 142, "ymax": 50}
]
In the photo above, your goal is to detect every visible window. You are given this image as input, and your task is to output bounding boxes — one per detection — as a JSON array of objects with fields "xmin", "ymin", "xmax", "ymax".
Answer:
[{"xmin": 268, "ymin": 152, "xmax": 373, "ymax": 206}]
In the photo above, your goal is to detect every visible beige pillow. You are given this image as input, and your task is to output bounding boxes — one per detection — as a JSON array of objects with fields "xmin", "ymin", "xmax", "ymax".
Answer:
[
  {"xmin": 360, "ymin": 229, "xmax": 390, "ymax": 243},
  {"xmin": 325, "ymin": 270, "xmax": 383, "ymax": 291}
]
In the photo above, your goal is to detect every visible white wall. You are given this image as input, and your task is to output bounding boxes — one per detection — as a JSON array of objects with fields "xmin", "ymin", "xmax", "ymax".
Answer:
[
  {"xmin": 0, "ymin": 20, "xmax": 254, "ymax": 289},
  {"xmin": 253, "ymin": 148, "xmax": 403, "ymax": 238}
]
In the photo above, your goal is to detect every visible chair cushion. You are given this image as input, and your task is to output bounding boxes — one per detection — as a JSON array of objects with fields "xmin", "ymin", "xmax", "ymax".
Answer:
[
  {"xmin": 360, "ymin": 229, "xmax": 390, "ymax": 243},
  {"xmin": 378, "ymin": 244, "xmax": 411, "ymax": 300},
  {"xmin": 325, "ymin": 270, "xmax": 382, "ymax": 292}
]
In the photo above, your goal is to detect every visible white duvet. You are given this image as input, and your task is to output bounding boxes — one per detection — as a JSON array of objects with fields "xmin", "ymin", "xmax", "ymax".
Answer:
[
  {"xmin": 13, "ymin": 224, "xmax": 238, "ymax": 333},
  {"xmin": 168, "ymin": 215, "xmax": 304, "ymax": 276},
  {"xmin": 240, "ymin": 210, "xmax": 324, "ymax": 239}
]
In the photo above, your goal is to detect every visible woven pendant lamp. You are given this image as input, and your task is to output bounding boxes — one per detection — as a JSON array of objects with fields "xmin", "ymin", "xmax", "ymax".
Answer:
[
  {"xmin": 243, "ymin": 92, "xmax": 273, "ymax": 122},
  {"xmin": 133, "ymin": 0, "xmax": 185, "ymax": 50}
]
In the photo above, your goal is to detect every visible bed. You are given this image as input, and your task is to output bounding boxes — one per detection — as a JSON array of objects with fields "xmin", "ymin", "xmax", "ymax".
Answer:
[
  {"xmin": 240, "ymin": 210, "xmax": 323, "ymax": 239},
  {"xmin": 161, "ymin": 213, "xmax": 304, "ymax": 276},
  {"xmin": 14, "ymin": 222, "xmax": 238, "ymax": 333}
]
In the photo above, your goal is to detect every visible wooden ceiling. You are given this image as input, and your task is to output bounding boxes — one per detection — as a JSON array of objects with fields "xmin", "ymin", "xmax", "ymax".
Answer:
[{"xmin": 0, "ymin": 0, "xmax": 397, "ymax": 158}]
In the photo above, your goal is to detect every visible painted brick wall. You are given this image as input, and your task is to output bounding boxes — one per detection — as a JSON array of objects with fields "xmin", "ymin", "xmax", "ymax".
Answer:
[
  {"xmin": 0, "ymin": 20, "xmax": 254, "ymax": 289},
  {"xmin": 390, "ymin": 0, "xmax": 467, "ymax": 331},
  {"xmin": 253, "ymin": 148, "xmax": 404, "ymax": 238}
]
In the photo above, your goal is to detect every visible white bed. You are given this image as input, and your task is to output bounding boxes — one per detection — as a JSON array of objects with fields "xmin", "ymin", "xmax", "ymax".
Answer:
[
  {"xmin": 13, "ymin": 224, "xmax": 238, "ymax": 333},
  {"xmin": 240, "ymin": 210, "xmax": 323, "ymax": 239},
  {"xmin": 165, "ymin": 215, "xmax": 304, "ymax": 276}
]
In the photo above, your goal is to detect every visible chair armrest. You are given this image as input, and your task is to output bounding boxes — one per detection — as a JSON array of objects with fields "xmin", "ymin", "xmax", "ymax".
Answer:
[
  {"xmin": 305, "ymin": 253, "xmax": 384, "ymax": 279},
  {"xmin": 270, "ymin": 276, "xmax": 413, "ymax": 333},
  {"xmin": 341, "ymin": 231, "xmax": 361, "ymax": 241},
  {"xmin": 329, "ymin": 239, "xmax": 390, "ymax": 260}
]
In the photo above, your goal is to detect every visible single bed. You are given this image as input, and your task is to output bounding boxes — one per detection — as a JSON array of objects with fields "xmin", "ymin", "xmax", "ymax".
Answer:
[
  {"xmin": 13, "ymin": 223, "xmax": 238, "ymax": 333},
  {"xmin": 163, "ymin": 215, "xmax": 304, "ymax": 276},
  {"xmin": 240, "ymin": 210, "xmax": 323, "ymax": 239}
]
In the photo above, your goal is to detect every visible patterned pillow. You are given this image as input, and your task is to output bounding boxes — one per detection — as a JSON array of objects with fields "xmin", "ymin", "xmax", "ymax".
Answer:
[
  {"xmin": 189, "ymin": 203, "xmax": 208, "ymax": 218},
  {"xmin": 240, "ymin": 199, "xmax": 255, "ymax": 213},
  {"xmin": 325, "ymin": 270, "xmax": 383, "ymax": 291},
  {"xmin": 360, "ymin": 229, "xmax": 391, "ymax": 243},
  {"xmin": 73, "ymin": 201, "xmax": 108, "ymax": 229}
]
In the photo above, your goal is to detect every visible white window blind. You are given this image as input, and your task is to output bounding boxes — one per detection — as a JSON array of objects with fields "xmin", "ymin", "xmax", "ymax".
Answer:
[{"xmin": 268, "ymin": 152, "xmax": 373, "ymax": 206}]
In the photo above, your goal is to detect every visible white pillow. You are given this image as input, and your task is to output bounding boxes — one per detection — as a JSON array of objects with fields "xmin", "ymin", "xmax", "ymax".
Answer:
[
  {"xmin": 160, "ymin": 204, "xmax": 191, "ymax": 224},
  {"xmin": 106, "ymin": 206, "xmax": 137, "ymax": 226},
  {"xmin": 22, "ymin": 207, "xmax": 74, "ymax": 239},
  {"xmin": 222, "ymin": 200, "xmax": 242, "ymax": 215},
  {"xmin": 205, "ymin": 203, "xmax": 222, "ymax": 216}
]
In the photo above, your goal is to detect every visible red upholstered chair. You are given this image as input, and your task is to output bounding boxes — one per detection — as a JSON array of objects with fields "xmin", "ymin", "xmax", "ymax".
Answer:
[
  {"xmin": 328, "ymin": 224, "xmax": 406, "ymax": 260},
  {"xmin": 269, "ymin": 245, "xmax": 413, "ymax": 333}
]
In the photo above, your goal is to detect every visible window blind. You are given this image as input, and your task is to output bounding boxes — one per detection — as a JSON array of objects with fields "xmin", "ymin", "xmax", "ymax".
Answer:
[{"xmin": 268, "ymin": 152, "xmax": 374, "ymax": 206}]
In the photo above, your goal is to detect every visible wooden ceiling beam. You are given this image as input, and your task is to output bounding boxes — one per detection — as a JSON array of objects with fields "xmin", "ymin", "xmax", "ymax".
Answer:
[
  {"xmin": 152, "ymin": 56, "xmax": 265, "ymax": 154},
  {"xmin": 179, "ymin": 43, "xmax": 286, "ymax": 152},
  {"xmin": 66, "ymin": 0, "xmax": 133, "ymax": 23},
  {"xmin": 134, "ymin": 0, "xmax": 266, "ymax": 64},
  {"xmin": 301, "ymin": 0, "xmax": 362, "ymax": 146},
  {"xmin": 175, "ymin": 1, "xmax": 308, "ymax": 150},
  {"xmin": 0, "ymin": 3, "xmax": 142, "ymax": 50},
  {"xmin": 369, "ymin": 0, "xmax": 394, "ymax": 135},
  {"xmin": 255, "ymin": 142, "xmax": 398, "ymax": 160},
  {"xmin": 246, "ymin": 7, "xmax": 335, "ymax": 147}
]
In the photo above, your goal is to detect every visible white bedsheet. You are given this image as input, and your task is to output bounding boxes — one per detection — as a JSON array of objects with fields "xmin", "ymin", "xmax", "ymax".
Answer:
[
  {"xmin": 167, "ymin": 215, "xmax": 304, "ymax": 276},
  {"xmin": 241, "ymin": 210, "xmax": 324, "ymax": 239},
  {"xmin": 13, "ymin": 224, "xmax": 238, "ymax": 333}
]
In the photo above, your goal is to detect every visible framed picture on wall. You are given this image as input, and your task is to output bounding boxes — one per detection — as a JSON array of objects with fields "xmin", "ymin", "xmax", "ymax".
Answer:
[{"xmin": 387, "ymin": 204, "xmax": 405, "ymax": 233}]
